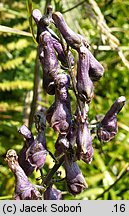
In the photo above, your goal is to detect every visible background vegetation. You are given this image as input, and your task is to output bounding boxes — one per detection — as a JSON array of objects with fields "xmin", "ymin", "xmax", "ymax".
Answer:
[{"xmin": 0, "ymin": 0, "xmax": 129, "ymax": 200}]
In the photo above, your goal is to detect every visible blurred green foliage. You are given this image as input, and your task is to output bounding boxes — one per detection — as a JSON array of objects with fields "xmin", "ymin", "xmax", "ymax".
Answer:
[{"xmin": 0, "ymin": 0, "xmax": 129, "ymax": 200}]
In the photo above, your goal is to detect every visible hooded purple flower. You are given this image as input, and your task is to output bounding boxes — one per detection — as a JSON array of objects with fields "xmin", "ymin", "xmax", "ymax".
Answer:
[
  {"xmin": 46, "ymin": 73, "xmax": 72, "ymax": 135},
  {"xmin": 76, "ymin": 119, "xmax": 93, "ymax": 164},
  {"xmin": 64, "ymin": 154, "xmax": 88, "ymax": 196},
  {"xmin": 77, "ymin": 45, "xmax": 94, "ymax": 103},
  {"xmin": 38, "ymin": 31, "xmax": 59, "ymax": 95},
  {"xmin": 39, "ymin": 31, "xmax": 59, "ymax": 79},
  {"xmin": 55, "ymin": 135, "xmax": 69, "ymax": 157},
  {"xmin": 26, "ymin": 111, "xmax": 47, "ymax": 170},
  {"xmin": 32, "ymin": 6, "xmax": 52, "ymax": 43},
  {"xmin": 18, "ymin": 125, "xmax": 35, "ymax": 176},
  {"xmin": 6, "ymin": 149, "xmax": 41, "ymax": 200},
  {"xmin": 97, "ymin": 96, "xmax": 126, "ymax": 142},
  {"xmin": 55, "ymin": 121, "xmax": 77, "ymax": 157},
  {"xmin": 44, "ymin": 186, "xmax": 62, "ymax": 200},
  {"xmin": 52, "ymin": 12, "xmax": 89, "ymax": 50},
  {"xmin": 88, "ymin": 49, "xmax": 104, "ymax": 81}
]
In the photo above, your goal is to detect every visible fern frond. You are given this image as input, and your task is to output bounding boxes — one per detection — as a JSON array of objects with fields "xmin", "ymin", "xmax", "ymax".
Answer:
[
  {"xmin": 0, "ymin": 57, "xmax": 24, "ymax": 72},
  {"xmin": 6, "ymin": 39, "xmax": 30, "ymax": 51},
  {"xmin": 0, "ymin": 102, "xmax": 23, "ymax": 112},
  {"xmin": 14, "ymin": 20, "xmax": 29, "ymax": 31},
  {"xmin": 0, "ymin": 80, "xmax": 33, "ymax": 91},
  {"xmin": 0, "ymin": 6, "xmax": 27, "ymax": 18},
  {"xmin": 0, "ymin": 45, "xmax": 7, "ymax": 53},
  {"xmin": 26, "ymin": 50, "xmax": 37, "ymax": 63}
]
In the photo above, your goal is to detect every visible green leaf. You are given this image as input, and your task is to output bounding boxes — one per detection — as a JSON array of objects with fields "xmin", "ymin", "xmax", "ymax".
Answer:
[
  {"xmin": 0, "ymin": 25, "xmax": 32, "ymax": 37},
  {"xmin": 26, "ymin": 0, "xmax": 37, "ymax": 44}
]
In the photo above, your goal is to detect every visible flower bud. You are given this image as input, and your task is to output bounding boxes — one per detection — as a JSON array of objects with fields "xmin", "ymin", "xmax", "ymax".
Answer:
[
  {"xmin": 52, "ymin": 37, "xmax": 74, "ymax": 68},
  {"xmin": 32, "ymin": 9, "xmax": 42, "ymax": 24},
  {"xmin": 6, "ymin": 149, "xmax": 41, "ymax": 200},
  {"xmin": 64, "ymin": 155, "xmax": 88, "ymax": 195},
  {"xmin": 97, "ymin": 96, "xmax": 126, "ymax": 142},
  {"xmin": 52, "ymin": 12, "xmax": 89, "ymax": 50},
  {"xmin": 44, "ymin": 186, "xmax": 62, "ymax": 200},
  {"xmin": 39, "ymin": 31, "xmax": 59, "ymax": 79},
  {"xmin": 18, "ymin": 125, "xmax": 34, "ymax": 146}
]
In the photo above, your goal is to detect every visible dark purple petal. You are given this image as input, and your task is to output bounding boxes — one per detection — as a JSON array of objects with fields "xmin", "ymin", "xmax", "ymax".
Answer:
[
  {"xmin": 26, "ymin": 142, "xmax": 47, "ymax": 170},
  {"xmin": 32, "ymin": 9, "xmax": 42, "ymax": 24},
  {"xmin": 26, "ymin": 111, "xmax": 47, "ymax": 170},
  {"xmin": 18, "ymin": 125, "xmax": 35, "ymax": 176},
  {"xmin": 88, "ymin": 49, "xmax": 104, "ymax": 81},
  {"xmin": 97, "ymin": 96, "xmax": 126, "ymax": 142},
  {"xmin": 52, "ymin": 12, "xmax": 89, "ymax": 50},
  {"xmin": 64, "ymin": 155, "xmax": 88, "ymax": 196},
  {"xmin": 38, "ymin": 31, "xmax": 59, "ymax": 94},
  {"xmin": 46, "ymin": 74, "xmax": 72, "ymax": 135},
  {"xmin": 39, "ymin": 31, "xmax": 59, "ymax": 79},
  {"xmin": 52, "ymin": 37, "xmax": 74, "ymax": 68},
  {"xmin": 44, "ymin": 186, "xmax": 62, "ymax": 200},
  {"xmin": 77, "ymin": 45, "xmax": 94, "ymax": 103},
  {"xmin": 55, "ymin": 135, "xmax": 69, "ymax": 156},
  {"xmin": 76, "ymin": 118, "xmax": 93, "ymax": 164},
  {"xmin": 18, "ymin": 125, "xmax": 34, "ymax": 146},
  {"xmin": 18, "ymin": 145, "xmax": 35, "ymax": 176},
  {"xmin": 6, "ymin": 149, "xmax": 41, "ymax": 200},
  {"xmin": 27, "ymin": 146, "xmax": 46, "ymax": 170}
]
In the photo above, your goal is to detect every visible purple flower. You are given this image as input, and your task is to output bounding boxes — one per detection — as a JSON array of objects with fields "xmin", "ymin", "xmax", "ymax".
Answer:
[
  {"xmin": 46, "ymin": 74, "xmax": 72, "ymax": 135},
  {"xmin": 38, "ymin": 31, "xmax": 59, "ymax": 94},
  {"xmin": 32, "ymin": 6, "xmax": 53, "ymax": 42},
  {"xmin": 76, "ymin": 119, "xmax": 93, "ymax": 164},
  {"xmin": 44, "ymin": 186, "xmax": 62, "ymax": 200},
  {"xmin": 52, "ymin": 12, "xmax": 89, "ymax": 50},
  {"xmin": 18, "ymin": 125, "xmax": 34, "ymax": 146},
  {"xmin": 18, "ymin": 125, "xmax": 35, "ymax": 176},
  {"xmin": 39, "ymin": 31, "xmax": 59, "ymax": 79},
  {"xmin": 64, "ymin": 155, "xmax": 88, "ymax": 196},
  {"xmin": 55, "ymin": 135, "xmax": 69, "ymax": 156},
  {"xmin": 26, "ymin": 111, "xmax": 47, "ymax": 170},
  {"xmin": 77, "ymin": 45, "xmax": 94, "ymax": 103},
  {"xmin": 88, "ymin": 49, "xmax": 104, "ymax": 81},
  {"xmin": 6, "ymin": 149, "xmax": 41, "ymax": 200},
  {"xmin": 52, "ymin": 37, "xmax": 74, "ymax": 68},
  {"xmin": 97, "ymin": 96, "xmax": 126, "ymax": 142}
]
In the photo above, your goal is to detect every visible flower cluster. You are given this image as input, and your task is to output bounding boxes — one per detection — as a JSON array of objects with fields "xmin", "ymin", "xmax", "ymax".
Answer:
[{"xmin": 5, "ymin": 5, "xmax": 126, "ymax": 200}]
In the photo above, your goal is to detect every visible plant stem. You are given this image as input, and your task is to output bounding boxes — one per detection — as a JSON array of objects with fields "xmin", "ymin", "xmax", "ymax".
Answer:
[
  {"xmin": 43, "ymin": 155, "xmax": 65, "ymax": 187},
  {"xmin": 95, "ymin": 163, "xmax": 129, "ymax": 200},
  {"xmin": 62, "ymin": 0, "xmax": 86, "ymax": 14},
  {"xmin": 28, "ymin": 49, "xmax": 40, "ymax": 130},
  {"xmin": 58, "ymin": 32, "xmax": 82, "ymax": 112},
  {"xmin": 66, "ymin": 53, "xmax": 82, "ymax": 112}
]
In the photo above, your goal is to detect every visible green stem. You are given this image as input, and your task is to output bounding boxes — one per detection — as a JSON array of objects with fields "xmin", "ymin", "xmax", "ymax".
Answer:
[
  {"xmin": 43, "ymin": 155, "xmax": 65, "ymax": 187},
  {"xmin": 62, "ymin": 0, "xmax": 86, "ymax": 14},
  {"xmin": 28, "ymin": 49, "xmax": 40, "ymax": 130}
]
